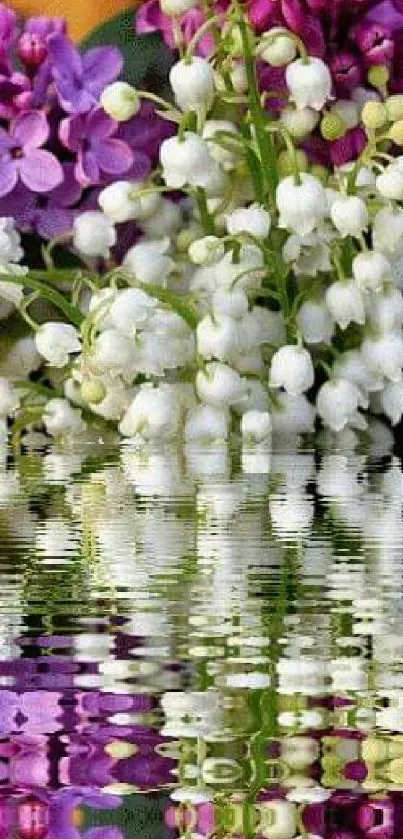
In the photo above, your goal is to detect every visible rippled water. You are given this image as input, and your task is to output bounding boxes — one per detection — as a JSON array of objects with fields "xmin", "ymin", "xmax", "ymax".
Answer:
[{"xmin": 1, "ymin": 427, "xmax": 403, "ymax": 838}]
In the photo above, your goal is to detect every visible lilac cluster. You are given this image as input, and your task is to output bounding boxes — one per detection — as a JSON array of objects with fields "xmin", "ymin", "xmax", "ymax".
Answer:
[{"xmin": 0, "ymin": 5, "xmax": 171, "ymax": 241}]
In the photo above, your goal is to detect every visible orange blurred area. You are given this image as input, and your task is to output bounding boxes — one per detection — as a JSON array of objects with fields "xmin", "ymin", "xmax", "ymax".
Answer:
[{"xmin": 11, "ymin": 0, "xmax": 137, "ymax": 41}]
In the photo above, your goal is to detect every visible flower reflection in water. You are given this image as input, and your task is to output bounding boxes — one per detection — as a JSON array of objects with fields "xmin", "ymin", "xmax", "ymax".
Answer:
[{"xmin": 1, "ymin": 425, "xmax": 403, "ymax": 836}]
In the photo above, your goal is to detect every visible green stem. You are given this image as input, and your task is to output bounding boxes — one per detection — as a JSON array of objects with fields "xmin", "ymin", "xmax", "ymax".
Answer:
[
  {"xmin": 140, "ymin": 282, "xmax": 199, "ymax": 329},
  {"xmin": 0, "ymin": 273, "xmax": 84, "ymax": 326},
  {"xmin": 194, "ymin": 187, "xmax": 215, "ymax": 235}
]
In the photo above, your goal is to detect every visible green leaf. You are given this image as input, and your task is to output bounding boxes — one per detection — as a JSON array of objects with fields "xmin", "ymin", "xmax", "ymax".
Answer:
[{"xmin": 82, "ymin": 10, "xmax": 174, "ymax": 92}]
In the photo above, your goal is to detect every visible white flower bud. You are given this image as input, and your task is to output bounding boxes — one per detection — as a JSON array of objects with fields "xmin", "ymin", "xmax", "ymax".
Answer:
[
  {"xmin": 119, "ymin": 385, "xmax": 182, "ymax": 440},
  {"xmin": 189, "ymin": 235, "xmax": 225, "ymax": 265},
  {"xmin": 280, "ymin": 106, "xmax": 319, "ymax": 140},
  {"xmin": 376, "ymin": 164, "xmax": 403, "ymax": 200},
  {"xmin": 196, "ymin": 362, "xmax": 246, "ymax": 406},
  {"xmin": 170, "ymin": 57, "xmax": 215, "ymax": 112},
  {"xmin": 100, "ymin": 81, "xmax": 140, "ymax": 121},
  {"xmin": 184, "ymin": 404, "xmax": 229, "ymax": 441},
  {"xmin": 203, "ymin": 119, "xmax": 239, "ymax": 170},
  {"xmin": 352, "ymin": 250, "xmax": 392, "ymax": 293},
  {"xmin": 160, "ymin": 133, "xmax": 216, "ymax": 189},
  {"xmin": 286, "ymin": 56, "xmax": 332, "ymax": 111},
  {"xmin": 43, "ymin": 398, "xmax": 85, "ymax": 438},
  {"xmin": 260, "ymin": 28, "xmax": 297, "ymax": 67},
  {"xmin": 35, "ymin": 322, "xmax": 81, "ymax": 368},
  {"xmin": 197, "ymin": 313, "xmax": 239, "ymax": 361},
  {"xmin": 109, "ymin": 288, "xmax": 157, "ymax": 336},
  {"xmin": 325, "ymin": 279, "xmax": 365, "ymax": 330},
  {"xmin": 380, "ymin": 381, "xmax": 403, "ymax": 425},
  {"xmin": 99, "ymin": 181, "xmax": 137, "ymax": 223},
  {"xmin": 241, "ymin": 410, "xmax": 272, "ymax": 442},
  {"xmin": 0, "ymin": 377, "xmax": 19, "ymax": 417},
  {"xmin": 73, "ymin": 212, "xmax": 116, "ymax": 258},
  {"xmin": 225, "ymin": 204, "xmax": 271, "ymax": 239},
  {"xmin": 373, "ymin": 207, "xmax": 403, "ymax": 256},
  {"xmin": 330, "ymin": 195, "xmax": 368, "ymax": 238},
  {"xmin": 317, "ymin": 378, "xmax": 364, "ymax": 432},
  {"xmin": 161, "ymin": 0, "xmax": 198, "ymax": 13},
  {"xmin": 276, "ymin": 174, "xmax": 327, "ymax": 236},
  {"xmin": 296, "ymin": 299, "xmax": 334, "ymax": 344},
  {"xmin": 123, "ymin": 238, "xmax": 174, "ymax": 285},
  {"xmin": 270, "ymin": 345, "xmax": 314, "ymax": 395},
  {"xmin": 362, "ymin": 333, "xmax": 403, "ymax": 383}
]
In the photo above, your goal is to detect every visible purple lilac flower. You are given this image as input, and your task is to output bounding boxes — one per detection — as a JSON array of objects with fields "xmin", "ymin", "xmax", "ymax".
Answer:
[
  {"xmin": 59, "ymin": 108, "xmax": 134, "ymax": 187},
  {"xmin": 48, "ymin": 34, "xmax": 123, "ymax": 114},
  {"xmin": 0, "ymin": 165, "xmax": 83, "ymax": 238},
  {"xmin": 0, "ymin": 110, "xmax": 63, "ymax": 196},
  {"xmin": 0, "ymin": 3, "xmax": 17, "ymax": 59}
]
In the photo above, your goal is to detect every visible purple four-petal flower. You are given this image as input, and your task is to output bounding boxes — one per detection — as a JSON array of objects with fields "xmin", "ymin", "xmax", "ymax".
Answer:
[
  {"xmin": 48, "ymin": 34, "xmax": 123, "ymax": 114},
  {"xmin": 0, "ymin": 109, "xmax": 63, "ymax": 196},
  {"xmin": 59, "ymin": 108, "xmax": 134, "ymax": 187}
]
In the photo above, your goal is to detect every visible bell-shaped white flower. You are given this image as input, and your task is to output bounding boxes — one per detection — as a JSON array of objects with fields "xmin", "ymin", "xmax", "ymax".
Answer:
[
  {"xmin": 373, "ymin": 207, "xmax": 403, "ymax": 256},
  {"xmin": 141, "ymin": 198, "xmax": 182, "ymax": 239},
  {"xmin": 99, "ymin": 181, "xmax": 161, "ymax": 224},
  {"xmin": 35, "ymin": 322, "xmax": 81, "ymax": 368},
  {"xmin": 334, "ymin": 349, "xmax": 383, "ymax": 393},
  {"xmin": 170, "ymin": 56, "xmax": 215, "ymax": 112},
  {"xmin": 92, "ymin": 329, "xmax": 136, "ymax": 377},
  {"xmin": 380, "ymin": 382, "xmax": 403, "ymax": 425},
  {"xmin": 280, "ymin": 106, "xmax": 319, "ymax": 140},
  {"xmin": 43, "ymin": 398, "xmax": 85, "ymax": 438},
  {"xmin": 123, "ymin": 238, "xmax": 174, "ymax": 286},
  {"xmin": 203, "ymin": 119, "xmax": 239, "ymax": 170},
  {"xmin": 276, "ymin": 174, "xmax": 327, "ymax": 236},
  {"xmin": 100, "ymin": 81, "xmax": 140, "ymax": 121},
  {"xmin": 376, "ymin": 164, "xmax": 403, "ymax": 200},
  {"xmin": 225, "ymin": 204, "xmax": 271, "ymax": 239},
  {"xmin": 325, "ymin": 278, "xmax": 365, "ymax": 330},
  {"xmin": 109, "ymin": 288, "xmax": 157, "ymax": 336},
  {"xmin": 196, "ymin": 362, "xmax": 246, "ymax": 406},
  {"xmin": 270, "ymin": 345, "xmax": 314, "ymax": 395},
  {"xmin": 119, "ymin": 385, "xmax": 182, "ymax": 440},
  {"xmin": 285, "ymin": 56, "xmax": 332, "ymax": 111},
  {"xmin": 160, "ymin": 132, "xmax": 217, "ymax": 189},
  {"xmin": 196, "ymin": 313, "xmax": 239, "ymax": 361},
  {"xmin": 184, "ymin": 404, "xmax": 230, "ymax": 441},
  {"xmin": 317, "ymin": 378, "xmax": 366, "ymax": 431},
  {"xmin": 283, "ymin": 232, "xmax": 332, "ymax": 276},
  {"xmin": 241, "ymin": 410, "xmax": 272, "ymax": 442},
  {"xmin": 362, "ymin": 333, "xmax": 403, "ymax": 383},
  {"xmin": 73, "ymin": 212, "xmax": 116, "ymax": 258},
  {"xmin": 0, "ymin": 377, "xmax": 19, "ymax": 417},
  {"xmin": 189, "ymin": 235, "xmax": 224, "ymax": 265},
  {"xmin": 296, "ymin": 299, "xmax": 334, "ymax": 344},
  {"xmin": 365, "ymin": 287, "xmax": 403, "ymax": 333},
  {"xmin": 352, "ymin": 250, "xmax": 392, "ymax": 293},
  {"xmin": 212, "ymin": 288, "xmax": 249, "ymax": 319},
  {"xmin": 330, "ymin": 195, "xmax": 368, "ymax": 238},
  {"xmin": 260, "ymin": 28, "xmax": 297, "ymax": 66}
]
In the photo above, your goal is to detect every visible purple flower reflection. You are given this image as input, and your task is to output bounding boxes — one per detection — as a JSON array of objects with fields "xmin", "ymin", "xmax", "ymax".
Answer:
[
  {"xmin": 0, "ymin": 110, "xmax": 63, "ymax": 196},
  {"xmin": 0, "ymin": 690, "xmax": 62, "ymax": 735}
]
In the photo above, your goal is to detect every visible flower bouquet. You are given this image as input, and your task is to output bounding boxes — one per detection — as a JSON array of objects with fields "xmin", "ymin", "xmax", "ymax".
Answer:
[{"xmin": 2, "ymin": 0, "xmax": 403, "ymax": 444}]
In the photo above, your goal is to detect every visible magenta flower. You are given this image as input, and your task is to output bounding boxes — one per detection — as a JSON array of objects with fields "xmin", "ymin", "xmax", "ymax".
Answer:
[
  {"xmin": 59, "ymin": 108, "xmax": 134, "ymax": 187},
  {"xmin": 0, "ymin": 110, "xmax": 63, "ymax": 196},
  {"xmin": 48, "ymin": 34, "xmax": 123, "ymax": 114}
]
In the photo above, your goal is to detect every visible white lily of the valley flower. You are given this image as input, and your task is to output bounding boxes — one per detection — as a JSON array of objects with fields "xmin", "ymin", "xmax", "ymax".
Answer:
[
  {"xmin": 270, "ymin": 345, "xmax": 314, "ymax": 395},
  {"xmin": 285, "ymin": 56, "xmax": 332, "ymax": 111},
  {"xmin": 212, "ymin": 288, "xmax": 249, "ymax": 319},
  {"xmin": 170, "ymin": 57, "xmax": 215, "ymax": 112},
  {"xmin": 365, "ymin": 287, "xmax": 403, "ymax": 332},
  {"xmin": 119, "ymin": 385, "xmax": 182, "ymax": 440},
  {"xmin": 296, "ymin": 299, "xmax": 334, "ymax": 344},
  {"xmin": 109, "ymin": 288, "xmax": 157, "ymax": 336},
  {"xmin": 353, "ymin": 250, "xmax": 392, "ymax": 292},
  {"xmin": 271, "ymin": 392, "xmax": 316, "ymax": 434},
  {"xmin": 317, "ymin": 378, "xmax": 366, "ymax": 432},
  {"xmin": 196, "ymin": 362, "xmax": 246, "ymax": 406},
  {"xmin": 35, "ymin": 322, "xmax": 81, "ymax": 368},
  {"xmin": 189, "ymin": 236, "xmax": 225, "ymax": 265},
  {"xmin": 330, "ymin": 195, "xmax": 368, "ymax": 238},
  {"xmin": 123, "ymin": 238, "xmax": 174, "ymax": 285},
  {"xmin": 325, "ymin": 278, "xmax": 365, "ymax": 330},
  {"xmin": 184, "ymin": 404, "xmax": 229, "ymax": 441},
  {"xmin": 0, "ymin": 217, "xmax": 23, "ymax": 264},
  {"xmin": 376, "ymin": 164, "xmax": 403, "ymax": 200},
  {"xmin": 380, "ymin": 382, "xmax": 403, "ymax": 425},
  {"xmin": 241, "ymin": 410, "xmax": 272, "ymax": 442},
  {"xmin": 276, "ymin": 174, "xmax": 327, "ymax": 236},
  {"xmin": 92, "ymin": 329, "xmax": 136, "ymax": 377},
  {"xmin": 373, "ymin": 207, "xmax": 403, "ymax": 256},
  {"xmin": 225, "ymin": 204, "xmax": 271, "ymax": 239},
  {"xmin": 43, "ymin": 399, "xmax": 85, "ymax": 438},
  {"xmin": 197, "ymin": 313, "xmax": 239, "ymax": 361},
  {"xmin": 362, "ymin": 333, "xmax": 403, "ymax": 383},
  {"xmin": 280, "ymin": 106, "xmax": 319, "ymax": 140},
  {"xmin": 73, "ymin": 212, "xmax": 116, "ymax": 258},
  {"xmin": 334, "ymin": 349, "xmax": 382, "ymax": 393},
  {"xmin": 283, "ymin": 232, "xmax": 332, "ymax": 276},
  {"xmin": 202, "ymin": 119, "xmax": 239, "ymax": 170},
  {"xmin": 160, "ymin": 133, "xmax": 217, "ymax": 189},
  {"xmin": 99, "ymin": 181, "xmax": 161, "ymax": 224}
]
